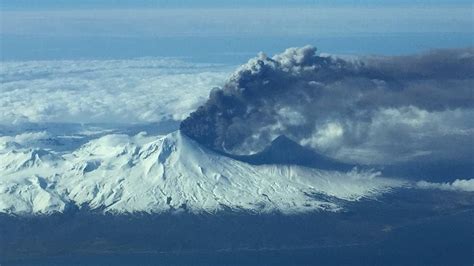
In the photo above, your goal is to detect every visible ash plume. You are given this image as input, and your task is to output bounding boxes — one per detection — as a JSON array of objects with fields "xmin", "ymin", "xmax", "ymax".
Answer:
[{"xmin": 180, "ymin": 46, "xmax": 474, "ymax": 165}]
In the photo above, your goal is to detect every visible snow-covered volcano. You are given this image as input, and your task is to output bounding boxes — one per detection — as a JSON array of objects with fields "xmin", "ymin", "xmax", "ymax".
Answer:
[{"xmin": 0, "ymin": 131, "xmax": 405, "ymax": 215}]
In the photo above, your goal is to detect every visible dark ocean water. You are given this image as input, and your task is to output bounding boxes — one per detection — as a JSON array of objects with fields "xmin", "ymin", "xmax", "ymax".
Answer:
[{"xmin": 1, "ymin": 189, "xmax": 473, "ymax": 266}]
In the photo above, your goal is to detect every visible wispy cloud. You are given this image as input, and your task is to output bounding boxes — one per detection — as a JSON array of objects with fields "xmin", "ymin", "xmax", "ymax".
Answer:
[{"xmin": 416, "ymin": 179, "xmax": 474, "ymax": 192}]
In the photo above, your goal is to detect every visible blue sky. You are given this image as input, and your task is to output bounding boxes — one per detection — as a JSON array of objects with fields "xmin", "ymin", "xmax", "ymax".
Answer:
[
  {"xmin": 2, "ymin": 0, "xmax": 473, "ymax": 9},
  {"xmin": 1, "ymin": 1, "xmax": 472, "ymax": 62}
]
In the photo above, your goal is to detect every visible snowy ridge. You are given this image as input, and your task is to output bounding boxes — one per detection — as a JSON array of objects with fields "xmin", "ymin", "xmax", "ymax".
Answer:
[{"xmin": 0, "ymin": 131, "xmax": 405, "ymax": 215}]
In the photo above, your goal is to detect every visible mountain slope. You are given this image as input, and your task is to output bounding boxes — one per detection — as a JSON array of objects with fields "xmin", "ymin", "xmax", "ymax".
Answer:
[
  {"xmin": 0, "ymin": 131, "xmax": 405, "ymax": 215},
  {"xmin": 230, "ymin": 135, "xmax": 355, "ymax": 171}
]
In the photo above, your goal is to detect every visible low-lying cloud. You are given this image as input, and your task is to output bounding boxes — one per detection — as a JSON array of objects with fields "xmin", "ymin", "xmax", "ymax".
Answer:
[
  {"xmin": 181, "ymin": 46, "xmax": 474, "ymax": 165},
  {"xmin": 0, "ymin": 58, "xmax": 230, "ymax": 125},
  {"xmin": 416, "ymin": 179, "xmax": 474, "ymax": 192}
]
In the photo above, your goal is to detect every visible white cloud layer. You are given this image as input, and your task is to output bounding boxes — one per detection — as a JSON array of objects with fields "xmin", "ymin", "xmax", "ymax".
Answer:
[
  {"xmin": 416, "ymin": 179, "xmax": 474, "ymax": 192},
  {"xmin": 333, "ymin": 107, "xmax": 474, "ymax": 164},
  {"xmin": 0, "ymin": 58, "xmax": 231, "ymax": 124}
]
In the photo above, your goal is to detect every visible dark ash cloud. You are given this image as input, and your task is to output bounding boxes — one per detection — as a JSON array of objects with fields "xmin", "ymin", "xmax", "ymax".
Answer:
[{"xmin": 180, "ymin": 46, "xmax": 474, "ymax": 165}]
